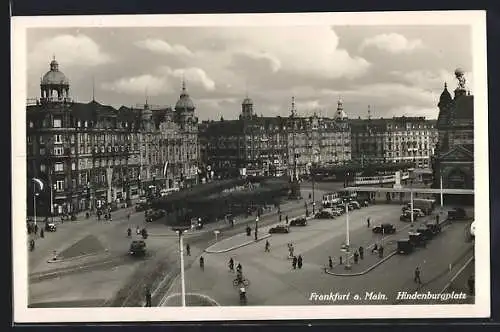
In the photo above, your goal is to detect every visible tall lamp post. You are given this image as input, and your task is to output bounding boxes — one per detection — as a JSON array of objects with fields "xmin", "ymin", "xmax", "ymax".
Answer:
[
  {"xmin": 172, "ymin": 226, "xmax": 191, "ymax": 307},
  {"xmin": 32, "ymin": 178, "xmax": 44, "ymax": 226},
  {"xmin": 255, "ymin": 216, "xmax": 259, "ymax": 241},
  {"xmin": 344, "ymin": 201, "xmax": 351, "ymax": 270},
  {"xmin": 312, "ymin": 169, "xmax": 316, "ymax": 215},
  {"xmin": 440, "ymin": 171, "xmax": 444, "ymax": 208}
]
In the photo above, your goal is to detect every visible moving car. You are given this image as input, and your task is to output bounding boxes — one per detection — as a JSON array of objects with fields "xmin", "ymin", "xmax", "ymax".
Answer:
[
  {"xmin": 397, "ymin": 239, "xmax": 413, "ymax": 254},
  {"xmin": 190, "ymin": 218, "xmax": 204, "ymax": 230},
  {"xmin": 400, "ymin": 211, "xmax": 419, "ymax": 222},
  {"xmin": 44, "ymin": 222, "xmax": 57, "ymax": 232},
  {"xmin": 146, "ymin": 209, "xmax": 165, "ymax": 222},
  {"xmin": 349, "ymin": 201, "xmax": 361, "ymax": 209},
  {"xmin": 129, "ymin": 240, "xmax": 146, "ymax": 257},
  {"xmin": 416, "ymin": 226, "xmax": 434, "ymax": 240},
  {"xmin": 448, "ymin": 207, "xmax": 467, "ymax": 220},
  {"xmin": 269, "ymin": 225, "xmax": 290, "ymax": 234},
  {"xmin": 290, "ymin": 217, "xmax": 308, "ymax": 226},
  {"xmin": 315, "ymin": 210, "xmax": 335, "ymax": 219},
  {"xmin": 372, "ymin": 223, "xmax": 396, "ymax": 234}
]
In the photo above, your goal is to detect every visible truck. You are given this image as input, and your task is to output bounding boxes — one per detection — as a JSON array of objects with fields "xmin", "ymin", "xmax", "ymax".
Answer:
[{"xmin": 404, "ymin": 198, "xmax": 435, "ymax": 215}]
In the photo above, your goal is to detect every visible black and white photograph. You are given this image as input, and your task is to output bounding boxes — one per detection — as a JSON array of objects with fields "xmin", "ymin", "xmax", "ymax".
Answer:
[{"xmin": 11, "ymin": 11, "xmax": 489, "ymax": 322}]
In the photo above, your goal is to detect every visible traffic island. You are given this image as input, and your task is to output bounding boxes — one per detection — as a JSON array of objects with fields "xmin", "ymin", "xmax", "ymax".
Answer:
[
  {"xmin": 47, "ymin": 234, "xmax": 107, "ymax": 263},
  {"xmin": 325, "ymin": 245, "xmax": 398, "ymax": 277},
  {"xmin": 205, "ymin": 233, "xmax": 272, "ymax": 254}
]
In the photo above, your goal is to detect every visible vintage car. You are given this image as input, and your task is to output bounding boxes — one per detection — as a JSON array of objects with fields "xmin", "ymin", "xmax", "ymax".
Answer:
[
  {"xmin": 416, "ymin": 227, "xmax": 434, "ymax": 240},
  {"xmin": 408, "ymin": 231, "xmax": 427, "ymax": 247},
  {"xmin": 400, "ymin": 211, "xmax": 419, "ymax": 222},
  {"xmin": 269, "ymin": 225, "xmax": 290, "ymax": 234},
  {"xmin": 135, "ymin": 203, "xmax": 149, "ymax": 212},
  {"xmin": 397, "ymin": 239, "xmax": 414, "ymax": 254},
  {"xmin": 315, "ymin": 210, "xmax": 335, "ymax": 219},
  {"xmin": 44, "ymin": 222, "xmax": 57, "ymax": 232},
  {"xmin": 349, "ymin": 201, "xmax": 361, "ymax": 209},
  {"xmin": 448, "ymin": 207, "xmax": 467, "ymax": 220},
  {"xmin": 129, "ymin": 240, "xmax": 146, "ymax": 257},
  {"xmin": 146, "ymin": 209, "xmax": 165, "ymax": 222},
  {"xmin": 425, "ymin": 222, "xmax": 442, "ymax": 235},
  {"xmin": 372, "ymin": 223, "xmax": 396, "ymax": 234},
  {"xmin": 290, "ymin": 217, "xmax": 308, "ymax": 226},
  {"xmin": 190, "ymin": 218, "xmax": 204, "ymax": 230}
]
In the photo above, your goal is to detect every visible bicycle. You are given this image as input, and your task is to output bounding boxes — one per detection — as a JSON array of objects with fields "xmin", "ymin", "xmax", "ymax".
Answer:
[{"xmin": 233, "ymin": 277, "xmax": 250, "ymax": 287}]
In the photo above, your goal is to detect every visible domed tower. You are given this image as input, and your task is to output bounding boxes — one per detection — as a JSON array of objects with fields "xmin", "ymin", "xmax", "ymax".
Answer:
[
  {"xmin": 334, "ymin": 97, "xmax": 348, "ymax": 120},
  {"xmin": 174, "ymin": 79, "xmax": 196, "ymax": 124},
  {"xmin": 40, "ymin": 56, "xmax": 70, "ymax": 102},
  {"xmin": 241, "ymin": 96, "xmax": 254, "ymax": 119}
]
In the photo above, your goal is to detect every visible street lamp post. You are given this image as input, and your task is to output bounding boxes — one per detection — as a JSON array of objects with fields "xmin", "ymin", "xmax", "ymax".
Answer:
[
  {"xmin": 440, "ymin": 173, "xmax": 444, "ymax": 208},
  {"xmin": 172, "ymin": 226, "xmax": 191, "ymax": 307},
  {"xmin": 312, "ymin": 172, "xmax": 316, "ymax": 214},
  {"xmin": 344, "ymin": 201, "xmax": 351, "ymax": 270},
  {"xmin": 255, "ymin": 216, "xmax": 259, "ymax": 241}
]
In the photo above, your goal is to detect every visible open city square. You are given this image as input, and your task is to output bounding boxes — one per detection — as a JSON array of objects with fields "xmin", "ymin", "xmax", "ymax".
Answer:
[{"xmin": 12, "ymin": 12, "xmax": 489, "ymax": 322}]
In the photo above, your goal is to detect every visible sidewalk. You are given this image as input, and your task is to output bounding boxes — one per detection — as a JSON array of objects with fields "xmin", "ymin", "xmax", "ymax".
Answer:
[{"xmin": 325, "ymin": 240, "xmax": 398, "ymax": 276}]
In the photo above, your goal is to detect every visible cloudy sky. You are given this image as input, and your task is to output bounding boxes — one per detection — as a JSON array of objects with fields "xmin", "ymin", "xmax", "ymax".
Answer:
[{"xmin": 27, "ymin": 25, "xmax": 473, "ymax": 121}]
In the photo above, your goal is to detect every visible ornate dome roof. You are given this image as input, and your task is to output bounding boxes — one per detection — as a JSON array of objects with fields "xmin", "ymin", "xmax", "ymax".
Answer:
[
  {"xmin": 41, "ymin": 58, "xmax": 69, "ymax": 86},
  {"xmin": 242, "ymin": 97, "xmax": 253, "ymax": 105},
  {"xmin": 175, "ymin": 81, "xmax": 195, "ymax": 110}
]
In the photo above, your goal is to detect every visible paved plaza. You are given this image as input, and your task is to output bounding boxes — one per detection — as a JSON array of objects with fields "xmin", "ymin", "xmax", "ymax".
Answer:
[{"xmin": 162, "ymin": 204, "xmax": 474, "ymax": 306}]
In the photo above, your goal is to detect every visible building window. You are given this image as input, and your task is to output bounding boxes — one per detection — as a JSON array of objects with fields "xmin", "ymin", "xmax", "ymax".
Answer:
[
  {"xmin": 54, "ymin": 147, "xmax": 64, "ymax": 156},
  {"xmin": 40, "ymin": 148, "xmax": 46, "ymax": 155},
  {"xmin": 40, "ymin": 164, "xmax": 46, "ymax": 172},
  {"xmin": 29, "ymin": 121, "xmax": 34, "ymax": 128},
  {"xmin": 56, "ymin": 180, "xmax": 64, "ymax": 191},
  {"xmin": 54, "ymin": 134, "xmax": 63, "ymax": 143},
  {"xmin": 53, "ymin": 118, "xmax": 62, "ymax": 128},
  {"xmin": 71, "ymin": 162, "xmax": 76, "ymax": 171},
  {"xmin": 55, "ymin": 163, "xmax": 64, "ymax": 172}
]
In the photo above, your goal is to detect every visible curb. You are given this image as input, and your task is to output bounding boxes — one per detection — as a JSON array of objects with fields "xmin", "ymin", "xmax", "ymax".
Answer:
[
  {"xmin": 204, "ymin": 234, "xmax": 272, "ymax": 254},
  {"xmin": 324, "ymin": 250, "xmax": 397, "ymax": 277}
]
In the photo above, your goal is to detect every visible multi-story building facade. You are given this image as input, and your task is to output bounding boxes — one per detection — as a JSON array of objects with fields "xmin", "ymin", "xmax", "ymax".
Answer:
[
  {"xmin": 199, "ymin": 96, "xmax": 352, "ymax": 179},
  {"xmin": 432, "ymin": 69, "xmax": 474, "ymax": 193},
  {"xmin": 350, "ymin": 116, "xmax": 438, "ymax": 169},
  {"xmin": 26, "ymin": 58, "xmax": 199, "ymax": 216}
]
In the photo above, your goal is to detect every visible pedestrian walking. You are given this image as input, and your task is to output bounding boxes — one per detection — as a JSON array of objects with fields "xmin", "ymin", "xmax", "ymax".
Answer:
[
  {"xmin": 265, "ymin": 240, "xmax": 271, "ymax": 252},
  {"xmin": 359, "ymin": 246, "xmax": 364, "ymax": 260},
  {"xmin": 199, "ymin": 256, "xmax": 204, "ymax": 270},
  {"xmin": 297, "ymin": 255, "xmax": 303, "ymax": 269},
  {"xmin": 236, "ymin": 263, "xmax": 242, "ymax": 274},
  {"xmin": 353, "ymin": 251, "xmax": 359, "ymax": 264},
  {"xmin": 285, "ymin": 215, "xmax": 289, "ymax": 224},
  {"xmin": 371, "ymin": 243, "xmax": 378, "ymax": 254},
  {"xmin": 127, "ymin": 213, "xmax": 131, "ymax": 221},
  {"xmin": 328, "ymin": 256, "xmax": 333, "ymax": 269},
  {"xmin": 378, "ymin": 245, "xmax": 384, "ymax": 258},
  {"xmin": 186, "ymin": 244, "xmax": 191, "ymax": 256},
  {"xmin": 145, "ymin": 287, "xmax": 152, "ymax": 307},
  {"xmin": 292, "ymin": 256, "xmax": 297, "ymax": 269},
  {"xmin": 414, "ymin": 267, "xmax": 422, "ymax": 284},
  {"xmin": 308, "ymin": 193, "xmax": 312, "ymax": 199},
  {"xmin": 228, "ymin": 257, "xmax": 234, "ymax": 272},
  {"xmin": 40, "ymin": 228, "xmax": 44, "ymax": 238},
  {"xmin": 279, "ymin": 214, "xmax": 282, "ymax": 222},
  {"xmin": 367, "ymin": 217, "xmax": 371, "ymax": 228}
]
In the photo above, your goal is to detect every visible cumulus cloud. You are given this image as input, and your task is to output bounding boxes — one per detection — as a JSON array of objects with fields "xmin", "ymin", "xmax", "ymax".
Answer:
[
  {"xmin": 134, "ymin": 39, "xmax": 194, "ymax": 57},
  {"xmin": 28, "ymin": 34, "xmax": 112, "ymax": 70},
  {"xmin": 360, "ymin": 33, "xmax": 424, "ymax": 54},
  {"xmin": 391, "ymin": 69, "xmax": 474, "ymax": 92},
  {"xmin": 229, "ymin": 51, "xmax": 281, "ymax": 73},
  {"xmin": 159, "ymin": 66, "xmax": 216, "ymax": 91},
  {"xmin": 212, "ymin": 27, "xmax": 371, "ymax": 80},
  {"xmin": 101, "ymin": 74, "xmax": 170, "ymax": 96}
]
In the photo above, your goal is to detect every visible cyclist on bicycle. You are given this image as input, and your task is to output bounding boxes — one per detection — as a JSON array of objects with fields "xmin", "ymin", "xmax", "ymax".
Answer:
[
  {"xmin": 239, "ymin": 286, "xmax": 246, "ymax": 304},
  {"xmin": 228, "ymin": 258, "xmax": 234, "ymax": 272},
  {"xmin": 236, "ymin": 269, "xmax": 243, "ymax": 283}
]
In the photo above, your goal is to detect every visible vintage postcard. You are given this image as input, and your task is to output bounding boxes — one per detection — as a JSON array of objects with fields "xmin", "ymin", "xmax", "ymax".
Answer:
[{"xmin": 11, "ymin": 11, "xmax": 489, "ymax": 322}]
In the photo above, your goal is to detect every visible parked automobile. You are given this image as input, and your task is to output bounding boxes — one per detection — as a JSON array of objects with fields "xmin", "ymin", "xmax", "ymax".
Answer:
[
  {"xmin": 400, "ymin": 211, "xmax": 419, "ymax": 222},
  {"xmin": 129, "ymin": 240, "xmax": 146, "ymax": 257},
  {"xmin": 290, "ymin": 217, "xmax": 308, "ymax": 226},
  {"xmin": 190, "ymin": 218, "xmax": 204, "ymax": 230},
  {"xmin": 315, "ymin": 210, "xmax": 335, "ymax": 219},
  {"xmin": 349, "ymin": 201, "xmax": 361, "ymax": 209},
  {"xmin": 372, "ymin": 223, "xmax": 396, "ymax": 234},
  {"xmin": 146, "ymin": 209, "xmax": 165, "ymax": 222},
  {"xmin": 397, "ymin": 239, "xmax": 413, "ymax": 254},
  {"xmin": 44, "ymin": 222, "xmax": 57, "ymax": 232},
  {"xmin": 425, "ymin": 222, "xmax": 442, "ymax": 235},
  {"xmin": 416, "ymin": 226, "xmax": 434, "ymax": 240},
  {"xmin": 135, "ymin": 203, "xmax": 149, "ymax": 212},
  {"xmin": 408, "ymin": 231, "xmax": 426, "ymax": 247},
  {"xmin": 332, "ymin": 207, "xmax": 344, "ymax": 215},
  {"xmin": 269, "ymin": 225, "xmax": 290, "ymax": 234},
  {"xmin": 448, "ymin": 207, "xmax": 467, "ymax": 220}
]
